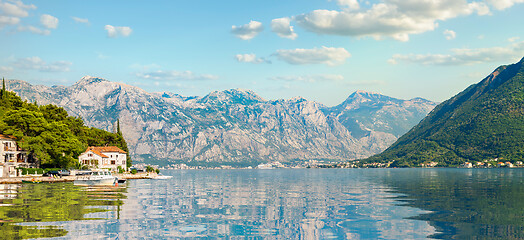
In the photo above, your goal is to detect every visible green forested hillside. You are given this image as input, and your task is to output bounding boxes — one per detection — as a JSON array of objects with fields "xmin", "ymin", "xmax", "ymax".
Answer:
[
  {"xmin": 366, "ymin": 57, "xmax": 524, "ymax": 167},
  {"xmin": 0, "ymin": 84, "xmax": 130, "ymax": 168}
]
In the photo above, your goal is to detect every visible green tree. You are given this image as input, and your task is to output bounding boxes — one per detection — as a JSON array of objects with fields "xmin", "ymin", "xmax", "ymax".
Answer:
[
  {"xmin": 0, "ymin": 90, "xmax": 131, "ymax": 169},
  {"xmin": 146, "ymin": 165, "xmax": 154, "ymax": 172}
]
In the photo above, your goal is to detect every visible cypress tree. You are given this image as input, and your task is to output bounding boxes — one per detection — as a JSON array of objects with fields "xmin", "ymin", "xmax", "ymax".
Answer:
[
  {"xmin": 117, "ymin": 118, "xmax": 122, "ymax": 135},
  {"xmin": 1, "ymin": 77, "xmax": 4, "ymax": 99}
]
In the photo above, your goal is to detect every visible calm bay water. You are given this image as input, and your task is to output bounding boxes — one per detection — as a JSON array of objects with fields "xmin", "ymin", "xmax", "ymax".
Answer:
[{"xmin": 0, "ymin": 169, "xmax": 523, "ymax": 239}]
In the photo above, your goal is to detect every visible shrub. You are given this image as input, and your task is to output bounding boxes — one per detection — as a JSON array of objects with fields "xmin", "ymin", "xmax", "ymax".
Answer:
[{"xmin": 18, "ymin": 168, "xmax": 46, "ymax": 175}]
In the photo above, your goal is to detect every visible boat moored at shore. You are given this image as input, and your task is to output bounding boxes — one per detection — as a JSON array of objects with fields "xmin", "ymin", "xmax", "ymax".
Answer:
[{"xmin": 73, "ymin": 170, "xmax": 117, "ymax": 186}]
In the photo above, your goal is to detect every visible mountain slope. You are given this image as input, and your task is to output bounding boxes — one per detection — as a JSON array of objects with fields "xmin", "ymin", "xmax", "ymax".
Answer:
[
  {"xmin": 7, "ymin": 77, "xmax": 436, "ymax": 165},
  {"xmin": 367, "ymin": 57, "xmax": 524, "ymax": 167},
  {"xmin": 326, "ymin": 90, "xmax": 435, "ymax": 138}
]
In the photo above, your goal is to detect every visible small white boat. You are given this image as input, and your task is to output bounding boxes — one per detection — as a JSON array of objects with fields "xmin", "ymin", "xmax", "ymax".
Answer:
[
  {"xmin": 151, "ymin": 174, "xmax": 173, "ymax": 180},
  {"xmin": 73, "ymin": 170, "xmax": 117, "ymax": 186}
]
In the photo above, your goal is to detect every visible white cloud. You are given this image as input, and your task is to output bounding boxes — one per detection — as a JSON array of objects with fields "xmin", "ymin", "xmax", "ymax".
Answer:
[
  {"xmin": 0, "ymin": 0, "xmax": 35, "ymax": 18},
  {"xmin": 389, "ymin": 41, "xmax": 524, "ymax": 65},
  {"xmin": 40, "ymin": 14, "xmax": 58, "ymax": 29},
  {"xmin": 231, "ymin": 20, "xmax": 263, "ymax": 40},
  {"xmin": 485, "ymin": 0, "xmax": 524, "ymax": 10},
  {"xmin": 443, "ymin": 29, "xmax": 456, "ymax": 40},
  {"xmin": 105, "ymin": 25, "xmax": 132, "ymax": 38},
  {"xmin": 330, "ymin": 0, "xmax": 360, "ymax": 10},
  {"xmin": 13, "ymin": 56, "xmax": 71, "ymax": 72},
  {"xmin": 508, "ymin": 36, "xmax": 520, "ymax": 42},
  {"xmin": 17, "ymin": 25, "xmax": 50, "ymax": 35},
  {"xmin": 136, "ymin": 70, "xmax": 218, "ymax": 81},
  {"xmin": 0, "ymin": 0, "xmax": 35, "ymax": 28},
  {"xmin": 294, "ymin": 0, "xmax": 491, "ymax": 41},
  {"xmin": 271, "ymin": 17, "xmax": 298, "ymax": 40},
  {"xmin": 0, "ymin": 15, "xmax": 19, "ymax": 26},
  {"xmin": 0, "ymin": 1, "xmax": 60, "ymax": 35},
  {"xmin": 235, "ymin": 53, "xmax": 270, "ymax": 64},
  {"xmin": 274, "ymin": 46, "xmax": 351, "ymax": 65},
  {"xmin": 0, "ymin": 66, "xmax": 14, "ymax": 73},
  {"xmin": 15, "ymin": 13, "xmax": 58, "ymax": 35},
  {"xmin": 269, "ymin": 74, "xmax": 344, "ymax": 83},
  {"xmin": 72, "ymin": 16, "xmax": 89, "ymax": 25}
]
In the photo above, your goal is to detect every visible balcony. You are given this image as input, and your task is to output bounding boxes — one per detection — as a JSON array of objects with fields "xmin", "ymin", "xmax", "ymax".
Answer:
[{"xmin": 4, "ymin": 146, "xmax": 16, "ymax": 152}]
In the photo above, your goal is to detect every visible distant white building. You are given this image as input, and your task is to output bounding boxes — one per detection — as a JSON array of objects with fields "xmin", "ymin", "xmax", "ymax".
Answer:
[
  {"xmin": 462, "ymin": 162, "xmax": 473, "ymax": 168},
  {"xmin": 0, "ymin": 134, "xmax": 36, "ymax": 177},
  {"xmin": 78, "ymin": 146, "xmax": 127, "ymax": 172}
]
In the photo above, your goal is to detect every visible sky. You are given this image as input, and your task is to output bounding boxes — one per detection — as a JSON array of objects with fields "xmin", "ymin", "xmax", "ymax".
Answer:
[{"xmin": 1, "ymin": 0, "xmax": 523, "ymax": 106}]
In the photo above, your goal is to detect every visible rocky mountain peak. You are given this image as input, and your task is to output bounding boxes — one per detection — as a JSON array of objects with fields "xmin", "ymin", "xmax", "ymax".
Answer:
[
  {"xmin": 348, "ymin": 90, "xmax": 388, "ymax": 100},
  {"xmin": 7, "ymin": 76, "xmax": 437, "ymax": 165},
  {"xmin": 354, "ymin": 89, "xmax": 380, "ymax": 95},
  {"xmin": 408, "ymin": 97, "xmax": 434, "ymax": 104},
  {"xmin": 199, "ymin": 88, "xmax": 265, "ymax": 105},
  {"xmin": 336, "ymin": 90, "xmax": 395, "ymax": 111},
  {"xmin": 226, "ymin": 88, "xmax": 265, "ymax": 101},
  {"xmin": 75, "ymin": 76, "xmax": 109, "ymax": 85},
  {"xmin": 288, "ymin": 96, "xmax": 307, "ymax": 102}
]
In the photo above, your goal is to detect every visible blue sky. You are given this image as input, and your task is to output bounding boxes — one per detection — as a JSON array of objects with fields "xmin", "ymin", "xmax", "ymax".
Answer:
[{"xmin": 1, "ymin": 0, "xmax": 523, "ymax": 106}]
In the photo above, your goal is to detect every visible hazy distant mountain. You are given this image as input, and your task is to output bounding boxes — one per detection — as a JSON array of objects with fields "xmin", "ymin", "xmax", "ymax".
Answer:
[
  {"xmin": 7, "ymin": 76, "xmax": 436, "ymax": 165},
  {"xmin": 367, "ymin": 57, "xmax": 524, "ymax": 167},
  {"xmin": 326, "ymin": 90, "xmax": 435, "ymax": 138}
]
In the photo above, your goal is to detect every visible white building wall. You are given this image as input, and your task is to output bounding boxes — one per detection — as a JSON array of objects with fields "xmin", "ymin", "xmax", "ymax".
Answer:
[
  {"xmin": 78, "ymin": 151, "xmax": 104, "ymax": 167},
  {"xmin": 0, "ymin": 139, "xmax": 34, "ymax": 177},
  {"xmin": 78, "ymin": 150, "xmax": 127, "ymax": 172}
]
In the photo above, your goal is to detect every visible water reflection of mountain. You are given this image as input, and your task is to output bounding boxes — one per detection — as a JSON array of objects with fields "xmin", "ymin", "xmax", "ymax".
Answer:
[
  {"xmin": 4, "ymin": 170, "xmax": 467, "ymax": 239},
  {"xmin": 380, "ymin": 169, "xmax": 524, "ymax": 239},
  {"xmin": 56, "ymin": 169, "xmax": 435, "ymax": 239},
  {"xmin": 0, "ymin": 183, "xmax": 126, "ymax": 239}
]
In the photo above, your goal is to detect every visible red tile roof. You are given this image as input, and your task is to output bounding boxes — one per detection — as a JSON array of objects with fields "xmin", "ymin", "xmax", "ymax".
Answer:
[
  {"xmin": 84, "ymin": 146, "xmax": 126, "ymax": 158},
  {"xmin": 0, "ymin": 134, "xmax": 16, "ymax": 141}
]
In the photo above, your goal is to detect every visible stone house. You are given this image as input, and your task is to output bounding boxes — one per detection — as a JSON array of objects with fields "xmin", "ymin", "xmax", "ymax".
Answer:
[
  {"xmin": 0, "ymin": 134, "xmax": 36, "ymax": 177},
  {"xmin": 78, "ymin": 146, "xmax": 127, "ymax": 172}
]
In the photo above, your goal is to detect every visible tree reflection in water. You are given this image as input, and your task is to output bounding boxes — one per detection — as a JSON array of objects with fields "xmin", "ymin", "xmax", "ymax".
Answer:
[
  {"xmin": 380, "ymin": 169, "xmax": 524, "ymax": 239},
  {"xmin": 0, "ymin": 182, "xmax": 126, "ymax": 239}
]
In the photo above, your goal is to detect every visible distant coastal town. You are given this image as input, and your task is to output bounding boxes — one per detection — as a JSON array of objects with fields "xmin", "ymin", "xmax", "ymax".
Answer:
[
  {"xmin": 337, "ymin": 159, "xmax": 524, "ymax": 169},
  {"xmin": 154, "ymin": 159, "xmax": 524, "ymax": 170}
]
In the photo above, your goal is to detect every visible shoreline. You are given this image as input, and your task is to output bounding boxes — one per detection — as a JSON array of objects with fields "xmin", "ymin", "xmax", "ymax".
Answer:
[{"xmin": 0, "ymin": 172, "xmax": 155, "ymax": 184}]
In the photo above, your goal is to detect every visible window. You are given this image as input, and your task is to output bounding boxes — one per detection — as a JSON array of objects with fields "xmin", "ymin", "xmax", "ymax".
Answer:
[{"xmin": 111, "ymin": 160, "xmax": 115, "ymax": 165}]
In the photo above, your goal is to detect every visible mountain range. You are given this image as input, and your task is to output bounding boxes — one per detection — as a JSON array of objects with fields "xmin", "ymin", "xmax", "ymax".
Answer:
[
  {"xmin": 6, "ymin": 77, "xmax": 436, "ymax": 166},
  {"xmin": 367, "ymin": 57, "xmax": 524, "ymax": 167}
]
